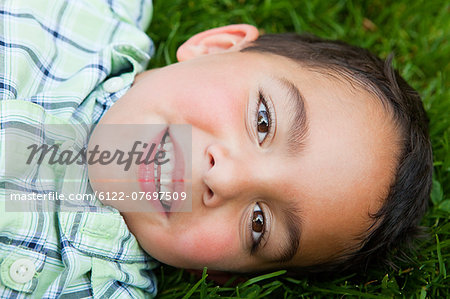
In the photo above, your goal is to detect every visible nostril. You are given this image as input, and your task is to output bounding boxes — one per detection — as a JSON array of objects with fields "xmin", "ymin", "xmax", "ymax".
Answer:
[
  {"xmin": 207, "ymin": 187, "xmax": 214, "ymax": 198},
  {"xmin": 203, "ymin": 186, "xmax": 215, "ymax": 205},
  {"xmin": 209, "ymin": 154, "xmax": 215, "ymax": 167}
]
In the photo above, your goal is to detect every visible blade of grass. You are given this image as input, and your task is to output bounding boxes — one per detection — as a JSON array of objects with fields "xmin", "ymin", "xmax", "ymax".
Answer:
[
  {"xmin": 436, "ymin": 234, "xmax": 447, "ymax": 279},
  {"xmin": 182, "ymin": 271, "xmax": 208, "ymax": 299},
  {"xmin": 240, "ymin": 270, "xmax": 286, "ymax": 288}
]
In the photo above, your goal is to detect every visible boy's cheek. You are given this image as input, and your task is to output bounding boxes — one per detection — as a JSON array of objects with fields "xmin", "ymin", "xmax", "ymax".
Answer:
[
  {"xmin": 170, "ymin": 226, "xmax": 238, "ymax": 266},
  {"xmin": 171, "ymin": 84, "xmax": 243, "ymax": 133},
  {"xmin": 156, "ymin": 67, "xmax": 244, "ymax": 125}
]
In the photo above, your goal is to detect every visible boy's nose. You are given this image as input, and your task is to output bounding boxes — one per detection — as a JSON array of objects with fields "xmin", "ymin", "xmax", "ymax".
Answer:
[{"xmin": 202, "ymin": 143, "xmax": 256, "ymax": 208}]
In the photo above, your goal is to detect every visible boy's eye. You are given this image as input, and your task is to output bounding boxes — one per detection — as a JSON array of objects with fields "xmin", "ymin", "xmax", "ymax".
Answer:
[
  {"xmin": 256, "ymin": 96, "xmax": 271, "ymax": 144},
  {"xmin": 251, "ymin": 203, "xmax": 265, "ymax": 245}
]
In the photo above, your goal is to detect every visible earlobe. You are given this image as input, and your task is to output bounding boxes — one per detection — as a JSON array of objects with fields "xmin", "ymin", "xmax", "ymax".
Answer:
[{"xmin": 176, "ymin": 24, "xmax": 259, "ymax": 62}]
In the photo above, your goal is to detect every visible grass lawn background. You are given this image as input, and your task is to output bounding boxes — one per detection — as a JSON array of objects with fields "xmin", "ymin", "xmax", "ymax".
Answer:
[{"xmin": 146, "ymin": 0, "xmax": 449, "ymax": 297}]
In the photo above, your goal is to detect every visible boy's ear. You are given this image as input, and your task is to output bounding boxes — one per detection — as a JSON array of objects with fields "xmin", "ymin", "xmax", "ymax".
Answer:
[{"xmin": 176, "ymin": 24, "xmax": 259, "ymax": 62}]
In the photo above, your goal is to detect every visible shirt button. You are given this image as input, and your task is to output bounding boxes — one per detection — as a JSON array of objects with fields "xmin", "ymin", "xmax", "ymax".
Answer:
[
  {"xmin": 103, "ymin": 76, "xmax": 125, "ymax": 93},
  {"xmin": 9, "ymin": 258, "xmax": 36, "ymax": 284}
]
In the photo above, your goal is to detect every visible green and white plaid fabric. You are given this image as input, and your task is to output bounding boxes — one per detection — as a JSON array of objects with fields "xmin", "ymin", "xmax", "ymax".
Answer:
[{"xmin": 0, "ymin": 0, "xmax": 158, "ymax": 297}]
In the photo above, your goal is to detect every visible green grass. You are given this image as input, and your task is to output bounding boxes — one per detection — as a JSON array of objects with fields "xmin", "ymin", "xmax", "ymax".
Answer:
[{"xmin": 146, "ymin": 0, "xmax": 450, "ymax": 297}]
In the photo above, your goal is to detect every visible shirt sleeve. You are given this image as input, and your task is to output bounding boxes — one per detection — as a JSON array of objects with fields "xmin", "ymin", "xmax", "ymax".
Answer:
[{"xmin": 0, "ymin": 0, "xmax": 154, "ymax": 123}]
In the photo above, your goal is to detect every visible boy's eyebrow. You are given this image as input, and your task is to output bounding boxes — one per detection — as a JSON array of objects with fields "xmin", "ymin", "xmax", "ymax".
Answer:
[
  {"xmin": 273, "ymin": 206, "xmax": 302, "ymax": 263},
  {"xmin": 277, "ymin": 77, "xmax": 308, "ymax": 156}
]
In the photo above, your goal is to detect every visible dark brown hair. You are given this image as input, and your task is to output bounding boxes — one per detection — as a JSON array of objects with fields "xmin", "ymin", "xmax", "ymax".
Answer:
[{"xmin": 241, "ymin": 33, "xmax": 433, "ymax": 274}]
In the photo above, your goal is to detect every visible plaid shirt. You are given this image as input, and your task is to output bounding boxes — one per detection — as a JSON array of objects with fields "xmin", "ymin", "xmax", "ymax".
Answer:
[{"xmin": 0, "ymin": 0, "xmax": 158, "ymax": 298}]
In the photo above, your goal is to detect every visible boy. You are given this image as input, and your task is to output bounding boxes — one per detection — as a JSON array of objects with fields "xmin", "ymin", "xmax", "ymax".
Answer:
[{"xmin": 0, "ymin": 0, "xmax": 432, "ymax": 298}]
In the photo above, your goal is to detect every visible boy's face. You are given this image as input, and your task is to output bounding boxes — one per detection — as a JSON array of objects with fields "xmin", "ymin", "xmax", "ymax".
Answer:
[{"xmin": 89, "ymin": 46, "xmax": 398, "ymax": 272}]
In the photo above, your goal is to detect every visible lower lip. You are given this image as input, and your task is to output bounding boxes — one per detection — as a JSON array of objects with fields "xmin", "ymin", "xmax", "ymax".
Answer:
[{"xmin": 138, "ymin": 126, "xmax": 185, "ymax": 216}]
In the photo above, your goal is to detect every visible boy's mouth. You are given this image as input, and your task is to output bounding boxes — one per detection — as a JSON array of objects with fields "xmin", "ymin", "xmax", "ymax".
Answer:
[
  {"xmin": 138, "ymin": 126, "xmax": 185, "ymax": 216},
  {"xmin": 155, "ymin": 130, "xmax": 174, "ymax": 211}
]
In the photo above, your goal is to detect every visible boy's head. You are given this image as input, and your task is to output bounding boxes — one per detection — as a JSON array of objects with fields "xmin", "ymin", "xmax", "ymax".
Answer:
[{"xmin": 88, "ymin": 25, "xmax": 432, "ymax": 273}]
